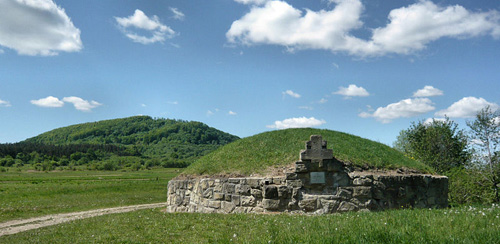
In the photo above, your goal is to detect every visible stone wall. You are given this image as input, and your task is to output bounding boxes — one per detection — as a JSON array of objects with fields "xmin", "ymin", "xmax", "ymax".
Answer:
[{"xmin": 166, "ymin": 135, "xmax": 448, "ymax": 214}]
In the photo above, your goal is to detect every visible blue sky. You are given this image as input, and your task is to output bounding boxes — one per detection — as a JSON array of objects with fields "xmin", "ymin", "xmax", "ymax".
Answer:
[{"xmin": 0, "ymin": 0, "xmax": 499, "ymax": 146}]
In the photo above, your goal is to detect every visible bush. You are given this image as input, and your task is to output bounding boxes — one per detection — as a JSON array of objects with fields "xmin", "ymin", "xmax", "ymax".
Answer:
[{"xmin": 448, "ymin": 167, "xmax": 494, "ymax": 205}]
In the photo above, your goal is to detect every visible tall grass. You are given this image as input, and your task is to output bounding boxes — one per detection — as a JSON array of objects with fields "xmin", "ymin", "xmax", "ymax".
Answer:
[
  {"xmin": 184, "ymin": 128, "xmax": 432, "ymax": 176},
  {"xmin": 0, "ymin": 169, "xmax": 178, "ymax": 222},
  {"xmin": 2, "ymin": 205, "xmax": 499, "ymax": 243}
]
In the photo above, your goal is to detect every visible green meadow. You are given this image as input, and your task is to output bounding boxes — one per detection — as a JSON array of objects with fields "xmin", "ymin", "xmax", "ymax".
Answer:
[
  {"xmin": 1, "ymin": 204, "xmax": 499, "ymax": 243},
  {"xmin": 0, "ymin": 168, "xmax": 178, "ymax": 222}
]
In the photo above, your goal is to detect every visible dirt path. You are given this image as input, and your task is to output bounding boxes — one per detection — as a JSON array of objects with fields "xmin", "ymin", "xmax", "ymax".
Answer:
[{"xmin": 0, "ymin": 202, "xmax": 167, "ymax": 237}]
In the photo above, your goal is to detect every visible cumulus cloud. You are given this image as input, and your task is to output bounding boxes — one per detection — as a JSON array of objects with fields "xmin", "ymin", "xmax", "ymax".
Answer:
[
  {"xmin": 234, "ymin": 0, "xmax": 270, "ymax": 5},
  {"xmin": 0, "ymin": 99, "xmax": 11, "ymax": 107},
  {"xmin": 413, "ymin": 85, "xmax": 444, "ymax": 97},
  {"xmin": 333, "ymin": 84, "xmax": 369, "ymax": 98},
  {"xmin": 30, "ymin": 96, "xmax": 64, "ymax": 108},
  {"xmin": 115, "ymin": 9, "xmax": 176, "ymax": 44},
  {"xmin": 62, "ymin": 97, "xmax": 102, "ymax": 112},
  {"xmin": 318, "ymin": 98, "xmax": 328, "ymax": 104},
  {"xmin": 283, "ymin": 90, "xmax": 301, "ymax": 98},
  {"xmin": 423, "ymin": 117, "xmax": 447, "ymax": 125},
  {"xmin": 228, "ymin": 110, "xmax": 237, "ymax": 115},
  {"xmin": 0, "ymin": 0, "xmax": 82, "ymax": 56},
  {"xmin": 359, "ymin": 98, "xmax": 435, "ymax": 123},
  {"xmin": 227, "ymin": 0, "xmax": 500, "ymax": 57},
  {"xmin": 435, "ymin": 97, "xmax": 499, "ymax": 118},
  {"xmin": 267, "ymin": 117, "xmax": 326, "ymax": 129},
  {"xmin": 169, "ymin": 7, "xmax": 185, "ymax": 21}
]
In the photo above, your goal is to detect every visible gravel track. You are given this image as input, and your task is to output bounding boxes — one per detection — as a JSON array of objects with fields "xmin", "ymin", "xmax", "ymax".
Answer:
[{"xmin": 0, "ymin": 202, "xmax": 167, "ymax": 237}]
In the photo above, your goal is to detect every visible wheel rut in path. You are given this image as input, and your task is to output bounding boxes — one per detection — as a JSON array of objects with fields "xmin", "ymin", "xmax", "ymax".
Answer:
[{"xmin": 0, "ymin": 202, "xmax": 167, "ymax": 237}]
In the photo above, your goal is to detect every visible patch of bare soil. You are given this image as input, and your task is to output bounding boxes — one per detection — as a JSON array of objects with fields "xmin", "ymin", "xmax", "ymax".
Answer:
[{"xmin": 0, "ymin": 203, "xmax": 167, "ymax": 237}]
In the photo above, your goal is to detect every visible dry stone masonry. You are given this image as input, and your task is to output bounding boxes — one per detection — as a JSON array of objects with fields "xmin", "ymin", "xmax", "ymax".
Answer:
[{"xmin": 167, "ymin": 135, "xmax": 448, "ymax": 214}]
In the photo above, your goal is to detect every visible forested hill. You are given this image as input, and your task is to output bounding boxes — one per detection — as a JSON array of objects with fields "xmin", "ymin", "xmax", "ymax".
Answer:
[
  {"xmin": 25, "ymin": 116, "xmax": 238, "ymax": 146},
  {"xmin": 0, "ymin": 116, "xmax": 239, "ymax": 171}
]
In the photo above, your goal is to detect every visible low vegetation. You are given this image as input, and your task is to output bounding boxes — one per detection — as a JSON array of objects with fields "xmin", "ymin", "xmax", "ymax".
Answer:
[
  {"xmin": 184, "ymin": 128, "xmax": 432, "ymax": 176},
  {"xmin": 0, "ymin": 169, "xmax": 178, "ymax": 222},
  {"xmin": 2, "ymin": 205, "xmax": 499, "ymax": 243}
]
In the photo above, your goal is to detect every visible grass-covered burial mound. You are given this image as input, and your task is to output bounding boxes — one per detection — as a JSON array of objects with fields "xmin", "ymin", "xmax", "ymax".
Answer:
[{"xmin": 182, "ymin": 128, "xmax": 432, "ymax": 176}]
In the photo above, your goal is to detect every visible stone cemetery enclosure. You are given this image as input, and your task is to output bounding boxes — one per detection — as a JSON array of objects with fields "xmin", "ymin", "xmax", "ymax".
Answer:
[{"xmin": 167, "ymin": 135, "xmax": 448, "ymax": 214}]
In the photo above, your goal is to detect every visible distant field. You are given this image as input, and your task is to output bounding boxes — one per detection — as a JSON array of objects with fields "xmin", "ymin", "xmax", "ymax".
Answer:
[
  {"xmin": 1, "ymin": 205, "xmax": 499, "ymax": 243},
  {"xmin": 0, "ymin": 169, "xmax": 179, "ymax": 222}
]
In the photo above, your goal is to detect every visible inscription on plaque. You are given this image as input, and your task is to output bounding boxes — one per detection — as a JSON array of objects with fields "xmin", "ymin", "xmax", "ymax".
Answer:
[{"xmin": 310, "ymin": 172, "xmax": 325, "ymax": 184}]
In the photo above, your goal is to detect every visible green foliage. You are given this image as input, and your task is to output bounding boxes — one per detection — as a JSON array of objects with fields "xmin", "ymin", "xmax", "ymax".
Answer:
[
  {"xmin": 2, "ymin": 206, "xmax": 500, "ymax": 243},
  {"xmin": 0, "ymin": 169, "xmax": 178, "ymax": 222},
  {"xmin": 394, "ymin": 118, "xmax": 470, "ymax": 173},
  {"xmin": 0, "ymin": 116, "xmax": 239, "ymax": 171},
  {"xmin": 184, "ymin": 128, "xmax": 431, "ymax": 176},
  {"xmin": 467, "ymin": 106, "xmax": 500, "ymax": 202},
  {"xmin": 448, "ymin": 167, "xmax": 495, "ymax": 205}
]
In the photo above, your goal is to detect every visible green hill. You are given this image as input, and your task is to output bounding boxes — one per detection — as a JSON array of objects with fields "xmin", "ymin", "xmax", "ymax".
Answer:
[
  {"xmin": 183, "ymin": 128, "xmax": 432, "ymax": 176},
  {"xmin": 0, "ymin": 116, "xmax": 239, "ymax": 170}
]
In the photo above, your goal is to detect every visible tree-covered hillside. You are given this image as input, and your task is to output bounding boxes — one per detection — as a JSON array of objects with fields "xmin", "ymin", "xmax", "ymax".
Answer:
[{"xmin": 0, "ymin": 116, "xmax": 239, "ymax": 171}]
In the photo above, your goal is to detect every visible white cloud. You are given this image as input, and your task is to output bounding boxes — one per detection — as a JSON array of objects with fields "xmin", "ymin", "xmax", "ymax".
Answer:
[
  {"xmin": 234, "ymin": 0, "xmax": 270, "ymax": 5},
  {"xmin": 167, "ymin": 101, "xmax": 179, "ymax": 105},
  {"xmin": 0, "ymin": 99, "xmax": 11, "ymax": 107},
  {"xmin": 318, "ymin": 98, "xmax": 328, "ymax": 104},
  {"xmin": 359, "ymin": 98, "xmax": 435, "ymax": 123},
  {"xmin": 267, "ymin": 117, "xmax": 326, "ymax": 129},
  {"xmin": 228, "ymin": 110, "xmax": 237, "ymax": 115},
  {"xmin": 62, "ymin": 96, "xmax": 102, "ymax": 112},
  {"xmin": 283, "ymin": 90, "xmax": 301, "ymax": 98},
  {"xmin": 423, "ymin": 117, "xmax": 447, "ymax": 125},
  {"xmin": 207, "ymin": 110, "xmax": 214, "ymax": 116},
  {"xmin": 413, "ymin": 85, "xmax": 443, "ymax": 97},
  {"xmin": 333, "ymin": 84, "xmax": 369, "ymax": 98},
  {"xmin": 0, "ymin": 0, "xmax": 82, "ymax": 56},
  {"xmin": 169, "ymin": 7, "xmax": 185, "ymax": 21},
  {"xmin": 30, "ymin": 96, "xmax": 64, "ymax": 108},
  {"xmin": 435, "ymin": 97, "xmax": 499, "ymax": 118},
  {"xmin": 227, "ymin": 0, "xmax": 500, "ymax": 57},
  {"xmin": 115, "ymin": 9, "xmax": 176, "ymax": 44}
]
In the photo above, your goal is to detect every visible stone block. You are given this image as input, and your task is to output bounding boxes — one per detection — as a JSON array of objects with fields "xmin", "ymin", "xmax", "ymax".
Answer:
[
  {"xmin": 213, "ymin": 192, "xmax": 224, "ymax": 200},
  {"xmin": 263, "ymin": 185, "xmax": 278, "ymax": 199},
  {"xmin": 222, "ymin": 201, "xmax": 236, "ymax": 213},
  {"xmin": 277, "ymin": 186, "xmax": 289, "ymax": 198},
  {"xmin": 327, "ymin": 160, "xmax": 343, "ymax": 172},
  {"xmin": 223, "ymin": 183, "xmax": 236, "ymax": 194},
  {"xmin": 320, "ymin": 199, "xmax": 340, "ymax": 213},
  {"xmin": 203, "ymin": 188, "xmax": 213, "ymax": 199},
  {"xmin": 225, "ymin": 194, "xmax": 232, "ymax": 202},
  {"xmin": 236, "ymin": 184, "xmax": 251, "ymax": 195},
  {"xmin": 353, "ymin": 186, "xmax": 372, "ymax": 198},
  {"xmin": 295, "ymin": 163, "xmax": 308, "ymax": 173},
  {"xmin": 336, "ymin": 188, "xmax": 352, "ymax": 199},
  {"xmin": 208, "ymin": 200, "xmax": 221, "ymax": 209},
  {"xmin": 228, "ymin": 178, "xmax": 240, "ymax": 184},
  {"xmin": 353, "ymin": 177, "xmax": 373, "ymax": 186},
  {"xmin": 240, "ymin": 196, "xmax": 256, "ymax": 207},
  {"xmin": 286, "ymin": 180, "xmax": 303, "ymax": 188},
  {"xmin": 251, "ymin": 189, "xmax": 262, "ymax": 198},
  {"xmin": 231, "ymin": 194, "xmax": 241, "ymax": 206},
  {"xmin": 246, "ymin": 178, "xmax": 260, "ymax": 188},
  {"xmin": 214, "ymin": 182, "xmax": 223, "ymax": 192},
  {"xmin": 286, "ymin": 173, "xmax": 297, "ymax": 180},
  {"xmin": 337, "ymin": 201, "xmax": 358, "ymax": 212},
  {"xmin": 298, "ymin": 196, "xmax": 318, "ymax": 212},
  {"xmin": 262, "ymin": 199, "xmax": 280, "ymax": 210}
]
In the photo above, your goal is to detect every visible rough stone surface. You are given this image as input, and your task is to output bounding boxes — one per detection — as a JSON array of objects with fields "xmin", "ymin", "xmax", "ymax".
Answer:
[{"xmin": 166, "ymin": 135, "xmax": 448, "ymax": 214}]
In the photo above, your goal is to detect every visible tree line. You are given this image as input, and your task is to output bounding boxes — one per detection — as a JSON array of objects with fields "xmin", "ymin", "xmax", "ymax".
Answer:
[{"xmin": 394, "ymin": 106, "xmax": 500, "ymax": 204}]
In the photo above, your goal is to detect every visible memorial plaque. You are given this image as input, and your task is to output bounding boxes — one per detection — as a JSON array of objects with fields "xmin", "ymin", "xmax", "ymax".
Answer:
[{"xmin": 310, "ymin": 172, "xmax": 325, "ymax": 184}]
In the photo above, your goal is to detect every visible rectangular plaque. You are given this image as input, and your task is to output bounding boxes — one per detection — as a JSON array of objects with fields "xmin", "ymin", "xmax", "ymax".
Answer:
[{"xmin": 310, "ymin": 172, "xmax": 325, "ymax": 184}]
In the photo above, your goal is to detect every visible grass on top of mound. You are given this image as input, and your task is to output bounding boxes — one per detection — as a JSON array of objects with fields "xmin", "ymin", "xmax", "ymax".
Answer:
[{"xmin": 182, "ymin": 128, "xmax": 432, "ymax": 176}]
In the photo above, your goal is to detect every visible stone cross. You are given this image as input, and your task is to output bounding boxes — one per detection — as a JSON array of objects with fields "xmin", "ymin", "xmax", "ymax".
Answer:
[{"xmin": 300, "ymin": 135, "xmax": 333, "ymax": 162}]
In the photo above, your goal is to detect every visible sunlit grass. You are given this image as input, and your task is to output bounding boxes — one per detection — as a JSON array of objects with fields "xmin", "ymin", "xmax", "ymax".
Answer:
[
  {"xmin": 184, "ymin": 128, "xmax": 432, "ymax": 176},
  {"xmin": 2, "ymin": 205, "xmax": 499, "ymax": 243},
  {"xmin": 0, "ymin": 169, "xmax": 179, "ymax": 222}
]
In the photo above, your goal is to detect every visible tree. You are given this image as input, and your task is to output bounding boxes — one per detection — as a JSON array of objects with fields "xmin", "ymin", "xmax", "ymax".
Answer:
[
  {"xmin": 467, "ymin": 106, "xmax": 500, "ymax": 202},
  {"xmin": 394, "ymin": 117, "xmax": 470, "ymax": 173}
]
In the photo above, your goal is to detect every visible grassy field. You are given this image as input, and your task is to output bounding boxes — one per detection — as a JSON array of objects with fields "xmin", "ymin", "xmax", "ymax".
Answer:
[
  {"xmin": 1, "ymin": 205, "xmax": 499, "ymax": 243},
  {"xmin": 184, "ymin": 128, "xmax": 432, "ymax": 176},
  {"xmin": 0, "ymin": 168, "xmax": 179, "ymax": 222}
]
